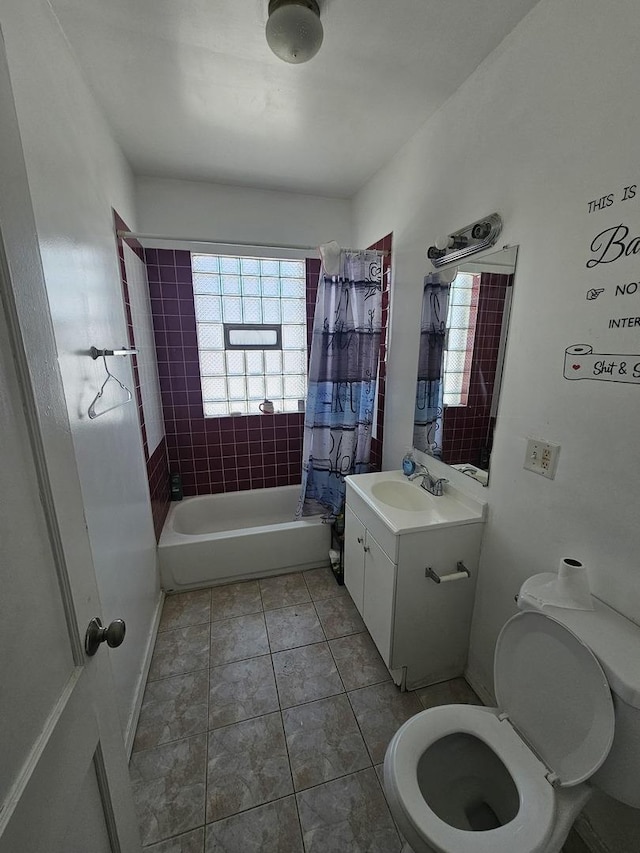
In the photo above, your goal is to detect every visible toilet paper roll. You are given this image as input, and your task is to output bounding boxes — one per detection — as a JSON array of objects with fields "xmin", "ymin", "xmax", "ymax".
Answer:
[{"xmin": 438, "ymin": 570, "xmax": 469, "ymax": 583}]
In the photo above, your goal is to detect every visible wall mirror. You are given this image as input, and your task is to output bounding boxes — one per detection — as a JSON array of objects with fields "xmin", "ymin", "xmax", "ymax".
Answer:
[{"xmin": 413, "ymin": 245, "xmax": 517, "ymax": 485}]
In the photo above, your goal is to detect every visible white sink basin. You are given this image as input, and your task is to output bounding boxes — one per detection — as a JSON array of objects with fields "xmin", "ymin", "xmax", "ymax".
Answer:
[
  {"xmin": 370, "ymin": 480, "xmax": 434, "ymax": 511},
  {"xmin": 345, "ymin": 470, "xmax": 486, "ymax": 534}
]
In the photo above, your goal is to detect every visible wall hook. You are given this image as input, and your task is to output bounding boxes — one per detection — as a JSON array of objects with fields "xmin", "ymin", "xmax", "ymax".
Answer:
[{"xmin": 90, "ymin": 346, "xmax": 138, "ymax": 359}]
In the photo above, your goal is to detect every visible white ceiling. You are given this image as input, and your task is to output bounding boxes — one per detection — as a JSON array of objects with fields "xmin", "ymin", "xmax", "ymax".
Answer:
[{"xmin": 50, "ymin": 0, "xmax": 540, "ymax": 198}]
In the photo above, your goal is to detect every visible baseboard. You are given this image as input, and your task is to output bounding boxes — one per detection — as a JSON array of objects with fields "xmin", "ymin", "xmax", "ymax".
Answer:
[{"xmin": 124, "ymin": 589, "xmax": 165, "ymax": 757}]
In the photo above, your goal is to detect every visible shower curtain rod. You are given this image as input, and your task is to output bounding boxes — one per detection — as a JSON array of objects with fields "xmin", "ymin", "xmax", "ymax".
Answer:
[{"xmin": 116, "ymin": 230, "xmax": 389, "ymax": 257}]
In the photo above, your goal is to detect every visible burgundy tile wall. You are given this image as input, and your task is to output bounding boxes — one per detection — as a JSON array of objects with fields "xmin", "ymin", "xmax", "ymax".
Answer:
[
  {"xmin": 442, "ymin": 272, "xmax": 512, "ymax": 466},
  {"xmin": 146, "ymin": 251, "xmax": 321, "ymax": 497},
  {"xmin": 368, "ymin": 233, "xmax": 393, "ymax": 471},
  {"xmin": 114, "ymin": 211, "xmax": 170, "ymax": 540}
]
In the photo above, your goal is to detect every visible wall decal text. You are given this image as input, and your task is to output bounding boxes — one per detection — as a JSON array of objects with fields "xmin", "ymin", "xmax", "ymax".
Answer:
[
  {"xmin": 609, "ymin": 316, "xmax": 640, "ymax": 329},
  {"xmin": 586, "ymin": 224, "xmax": 640, "ymax": 268},
  {"xmin": 566, "ymin": 185, "xmax": 640, "ymax": 385},
  {"xmin": 615, "ymin": 281, "xmax": 640, "ymax": 295},
  {"xmin": 588, "ymin": 185, "xmax": 636, "ymax": 213}
]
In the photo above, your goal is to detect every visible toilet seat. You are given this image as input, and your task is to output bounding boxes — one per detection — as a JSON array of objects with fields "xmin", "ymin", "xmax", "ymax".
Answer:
[{"xmin": 385, "ymin": 704, "xmax": 556, "ymax": 853}]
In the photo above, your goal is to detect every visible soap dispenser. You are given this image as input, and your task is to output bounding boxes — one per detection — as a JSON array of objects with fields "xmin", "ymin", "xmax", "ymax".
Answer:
[{"xmin": 402, "ymin": 449, "xmax": 416, "ymax": 477}]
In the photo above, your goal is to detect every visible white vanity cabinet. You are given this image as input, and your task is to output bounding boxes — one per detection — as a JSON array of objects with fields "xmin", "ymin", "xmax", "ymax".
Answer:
[{"xmin": 344, "ymin": 478, "xmax": 485, "ymax": 690}]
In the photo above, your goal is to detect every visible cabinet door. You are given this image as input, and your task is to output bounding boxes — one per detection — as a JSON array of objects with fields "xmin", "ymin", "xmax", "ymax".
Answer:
[
  {"xmin": 363, "ymin": 534, "xmax": 397, "ymax": 666},
  {"xmin": 344, "ymin": 506, "xmax": 366, "ymax": 615}
]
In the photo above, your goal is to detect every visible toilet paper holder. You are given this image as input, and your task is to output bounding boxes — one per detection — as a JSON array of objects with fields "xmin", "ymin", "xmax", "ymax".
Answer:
[{"xmin": 425, "ymin": 562, "xmax": 471, "ymax": 584}]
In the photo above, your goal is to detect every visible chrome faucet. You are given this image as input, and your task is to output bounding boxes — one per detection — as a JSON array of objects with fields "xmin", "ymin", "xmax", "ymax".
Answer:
[{"xmin": 407, "ymin": 464, "xmax": 448, "ymax": 497}]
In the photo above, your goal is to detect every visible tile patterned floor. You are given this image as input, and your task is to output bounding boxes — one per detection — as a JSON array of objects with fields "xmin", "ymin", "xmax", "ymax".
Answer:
[{"xmin": 131, "ymin": 568, "xmax": 587, "ymax": 853}]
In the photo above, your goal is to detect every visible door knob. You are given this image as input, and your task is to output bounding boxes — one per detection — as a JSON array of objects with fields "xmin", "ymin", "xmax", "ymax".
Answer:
[{"xmin": 85, "ymin": 617, "xmax": 126, "ymax": 656}]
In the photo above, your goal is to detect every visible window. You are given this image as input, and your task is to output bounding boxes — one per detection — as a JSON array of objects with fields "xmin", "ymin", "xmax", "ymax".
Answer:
[
  {"xmin": 192, "ymin": 254, "xmax": 308, "ymax": 416},
  {"xmin": 442, "ymin": 271, "xmax": 479, "ymax": 406}
]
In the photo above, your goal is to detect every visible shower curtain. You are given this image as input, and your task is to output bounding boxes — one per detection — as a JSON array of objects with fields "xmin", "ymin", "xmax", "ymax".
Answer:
[
  {"xmin": 297, "ymin": 249, "xmax": 383, "ymax": 518},
  {"xmin": 413, "ymin": 274, "xmax": 450, "ymax": 456}
]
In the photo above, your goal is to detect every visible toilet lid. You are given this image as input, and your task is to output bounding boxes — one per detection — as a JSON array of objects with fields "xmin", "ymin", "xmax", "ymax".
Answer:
[{"xmin": 494, "ymin": 611, "xmax": 615, "ymax": 786}]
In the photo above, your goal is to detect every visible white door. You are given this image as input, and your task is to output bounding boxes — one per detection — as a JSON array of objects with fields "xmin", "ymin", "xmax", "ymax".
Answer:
[{"xmin": 0, "ymin": 34, "xmax": 141, "ymax": 853}]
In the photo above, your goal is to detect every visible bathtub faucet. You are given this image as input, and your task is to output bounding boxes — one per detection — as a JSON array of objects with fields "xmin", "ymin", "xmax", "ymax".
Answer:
[{"xmin": 408, "ymin": 464, "xmax": 448, "ymax": 497}]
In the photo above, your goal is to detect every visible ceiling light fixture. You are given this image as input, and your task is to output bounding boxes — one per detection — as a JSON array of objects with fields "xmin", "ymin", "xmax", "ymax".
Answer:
[{"xmin": 266, "ymin": 0, "xmax": 324, "ymax": 64}]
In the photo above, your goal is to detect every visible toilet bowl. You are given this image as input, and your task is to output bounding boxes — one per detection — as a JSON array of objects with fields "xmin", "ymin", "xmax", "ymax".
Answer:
[{"xmin": 384, "ymin": 609, "xmax": 617, "ymax": 853}]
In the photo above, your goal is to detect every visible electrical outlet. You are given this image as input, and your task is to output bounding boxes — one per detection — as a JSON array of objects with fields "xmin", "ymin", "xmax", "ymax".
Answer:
[{"xmin": 523, "ymin": 438, "xmax": 560, "ymax": 479}]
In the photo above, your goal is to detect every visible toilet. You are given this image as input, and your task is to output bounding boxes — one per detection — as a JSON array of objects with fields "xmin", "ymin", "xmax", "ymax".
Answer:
[{"xmin": 384, "ymin": 574, "xmax": 640, "ymax": 853}]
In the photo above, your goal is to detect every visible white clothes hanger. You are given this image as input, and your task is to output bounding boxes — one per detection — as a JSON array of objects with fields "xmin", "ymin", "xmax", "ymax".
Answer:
[{"xmin": 88, "ymin": 353, "xmax": 133, "ymax": 419}]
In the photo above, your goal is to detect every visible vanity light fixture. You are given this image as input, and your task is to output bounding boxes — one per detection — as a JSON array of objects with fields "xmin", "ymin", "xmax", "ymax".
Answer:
[
  {"xmin": 427, "ymin": 213, "xmax": 503, "ymax": 268},
  {"xmin": 266, "ymin": 0, "xmax": 324, "ymax": 64}
]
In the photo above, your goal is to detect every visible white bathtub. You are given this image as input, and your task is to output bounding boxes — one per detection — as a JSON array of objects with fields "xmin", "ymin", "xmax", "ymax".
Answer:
[{"xmin": 158, "ymin": 485, "xmax": 331, "ymax": 590}]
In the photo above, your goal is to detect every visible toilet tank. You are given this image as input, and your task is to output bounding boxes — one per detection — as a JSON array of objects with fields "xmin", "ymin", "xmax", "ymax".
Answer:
[{"xmin": 518, "ymin": 574, "xmax": 640, "ymax": 809}]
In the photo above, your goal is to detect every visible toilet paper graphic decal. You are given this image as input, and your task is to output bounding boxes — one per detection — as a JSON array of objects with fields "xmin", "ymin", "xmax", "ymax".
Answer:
[{"xmin": 564, "ymin": 344, "xmax": 640, "ymax": 384}]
